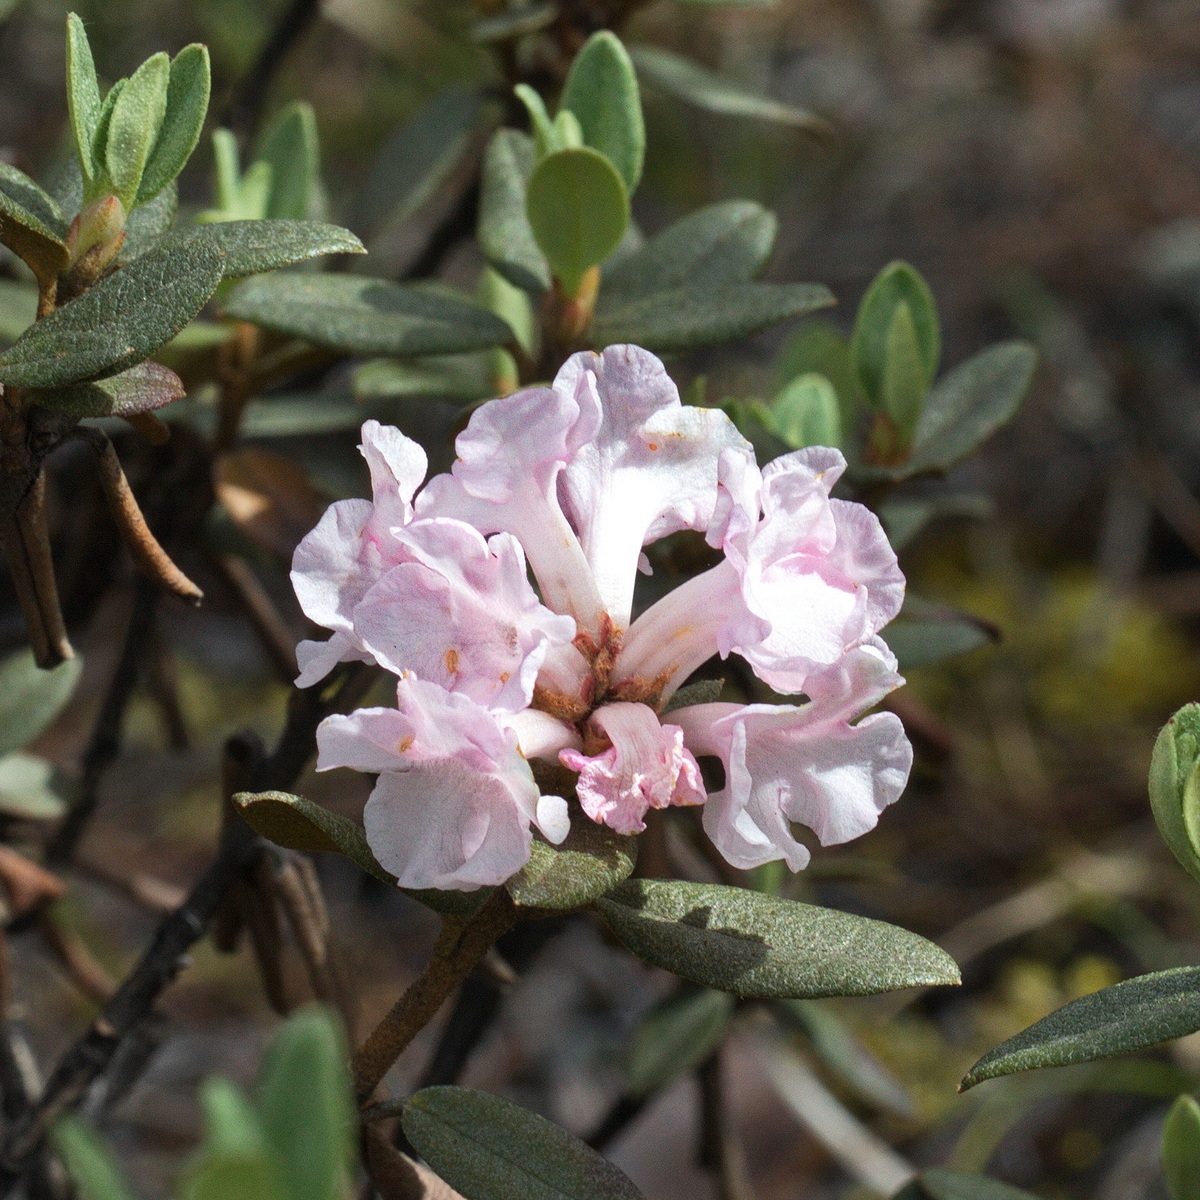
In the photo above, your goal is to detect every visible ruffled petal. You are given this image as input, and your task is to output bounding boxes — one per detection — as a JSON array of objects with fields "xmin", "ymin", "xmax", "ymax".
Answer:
[
  {"xmin": 560, "ymin": 701, "xmax": 705, "ymax": 835},
  {"xmin": 322, "ymin": 676, "xmax": 562, "ymax": 890},
  {"xmin": 558, "ymin": 346, "xmax": 753, "ymax": 626},
  {"xmin": 352, "ymin": 520, "xmax": 575, "ymax": 713}
]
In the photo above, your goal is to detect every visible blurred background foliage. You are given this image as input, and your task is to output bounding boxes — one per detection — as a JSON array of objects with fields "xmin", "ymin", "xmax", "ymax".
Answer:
[{"xmin": 7, "ymin": 0, "xmax": 1200, "ymax": 1197}]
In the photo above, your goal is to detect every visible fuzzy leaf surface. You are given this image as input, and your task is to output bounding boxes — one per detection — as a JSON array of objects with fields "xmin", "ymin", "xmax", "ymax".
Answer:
[
  {"xmin": 597, "ymin": 880, "xmax": 960, "ymax": 998},
  {"xmin": 223, "ymin": 274, "xmax": 513, "ymax": 357},
  {"xmin": 0, "ymin": 236, "xmax": 224, "ymax": 386},
  {"xmin": 0, "ymin": 162, "xmax": 69, "ymax": 284},
  {"xmin": 33, "ymin": 361, "xmax": 185, "ymax": 418},
  {"xmin": 402, "ymin": 1086, "xmax": 644, "ymax": 1200},
  {"xmin": 166, "ymin": 220, "xmax": 364, "ymax": 278},
  {"xmin": 601, "ymin": 201, "xmax": 776, "ymax": 305},
  {"xmin": 561, "ymin": 32, "xmax": 645, "ymax": 193},
  {"xmin": 136, "ymin": 44, "xmax": 211, "ymax": 204},
  {"xmin": 506, "ymin": 819, "xmax": 637, "ymax": 910},
  {"xmin": 594, "ymin": 282, "xmax": 832, "ymax": 353},
  {"xmin": 960, "ymin": 966, "xmax": 1200, "ymax": 1089},
  {"xmin": 478, "ymin": 129, "xmax": 549, "ymax": 292}
]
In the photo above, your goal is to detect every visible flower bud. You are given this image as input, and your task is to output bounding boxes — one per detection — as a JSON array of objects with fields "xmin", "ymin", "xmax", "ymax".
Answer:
[
  {"xmin": 1149, "ymin": 703, "xmax": 1200, "ymax": 884},
  {"xmin": 65, "ymin": 195, "xmax": 126, "ymax": 273}
]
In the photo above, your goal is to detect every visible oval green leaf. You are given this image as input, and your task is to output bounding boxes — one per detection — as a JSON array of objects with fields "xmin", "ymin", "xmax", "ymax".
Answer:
[
  {"xmin": 905, "ymin": 341, "xmax": 1037, "ymax": 476},
  {"xmin": 903, "ymin": 1168, "xmax": 1042, "ymax": 1200},
  {"xmin": 222, "ymin": 274, "xmax": 513, "ymax": 357},
  {"xmin": 0, "ymin": 648, "xmax": 81, "ymax": 758},
  {"xmin": 232, "ymin": 790, "xmax": 479, "ymax": 917},
  {"xmin": 1164, "ymin": 1095, "xmax": 1200, "ymax": 1200},
  {"xmin": 33, "ymin": 361, "xmax": 184, "ymax": 419},
  {"xmin": 52, "ymin": 1116, "xmax": 136, "ymax": 1200},
  {"xmin": 597, "ymin": 880, "xmax": 960, "ymax": 999},
  {"xmin": 402, "ymin": 1086, "xmax": 644, "ymax": 1200},
  {"xmin": 851, "ymin": 261, "xmax": 940, "ymax": 406},
  {"xmin": 478, "ymin": 129, "xmax": 549, "ymax": 293},
  {"xmin": 0, "ymin": 162, "xmax": 69, "ymax": 286},
  {"xmin": 594, "ymin": 281, "xmax": 832, "ymax": 353},
  {"xmin": 526, "ymin": 147, "xmax": 628, "ymax": 298},
  {"xmin": 105, "ymin": 52, "xmax": 170, "ymax": 209},
  {"xmin": 254, "ymin": 101, "xmax": 320, "ymax": 222},
  {"xmin": 167, "ymin": 220, "xmax": 364, "ymax": 278},
  {"xmin": 136, "ymin": 43, "xmax": 211, "ymax": 205},
  {"xmin": 257, "ymin": 1008, "xmax": 353, "ymax": 1200},
  {"xmin": 960, "ymin": 966, "xmax": 1200, "ymax": 1090},
  {"xmin": 601, "ymin": 200, "xmax": 776, "ymax": 306},
  {"xmin": 0, "ymin": 235, "xmax": 225, "ymax": 387},
  {"xmin": 0, "ymin": 752, "xmax": 70, "ymax": 820},
  {"xmin": 506, "ymin": 819, "xmax": 637, "ymax": 910},
  {"xmin": 561, "ymin": 32, "xmax": 645, "ymax": 193}
]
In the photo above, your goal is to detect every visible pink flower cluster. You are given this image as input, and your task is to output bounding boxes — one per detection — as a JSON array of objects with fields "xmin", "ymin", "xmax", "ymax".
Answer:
[{"xmin": 293, "ymin": 345, "xmax": 911, "ymax": 891}]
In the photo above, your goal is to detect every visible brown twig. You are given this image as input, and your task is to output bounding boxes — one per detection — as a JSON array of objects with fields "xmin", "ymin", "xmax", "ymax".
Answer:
[
  {"xmin": 72, "ymin": 857, "xmax": 185, "ymax": 915},
  {"xmin": 1, "ymin": 470, "xmax": 72, "ymax": 668},
  {"xmin": 0, "ymin": 665, "xmax": 372, "ymax": 1194},
  {"xmin": 351, "ymin": 890, "xmax": 518, "ymax": 1103},
  {"xmin": 75, "ymin": 428, "xmax": 203, "ymax": 606},
  {"xmin": 37, "ymin": 907, "xmax": 117, "ymax": 1005}
]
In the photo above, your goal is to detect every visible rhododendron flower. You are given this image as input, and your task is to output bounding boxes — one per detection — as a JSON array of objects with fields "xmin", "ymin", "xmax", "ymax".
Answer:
[{"xmin": 294, "ymin": 344, "xmax": 911, "ymax": 890}]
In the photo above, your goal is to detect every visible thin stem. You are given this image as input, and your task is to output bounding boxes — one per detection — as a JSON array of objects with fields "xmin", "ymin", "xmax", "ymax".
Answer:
[
  {"xmin": 697, "ymin": 1051, "xmax": 755, "ymax": 1200},
  {"xmin": 2, "ymin": 470, "xmax": 72, "ymax": 667},
  {"xmin": 77, "ymin": 428, "xmax": 203, "ymax": 606},
  {"xmin": 351, "ymin": 890, "xmax": 518, "ymax": 1103}
]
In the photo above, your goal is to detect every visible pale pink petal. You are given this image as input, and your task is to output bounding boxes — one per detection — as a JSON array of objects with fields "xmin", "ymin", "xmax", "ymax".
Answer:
[
  {"xmin": 415, "ymin": 380, "xmax": 604, "ymax": 629},
  {"xmin": 353, "ymin": 520, "xmax": 574, "ymax": 713},
  {"xmin": 291, "ymin": 498, "xmax": 373, "ymax": 634},
  {"xmin": 560, "ymin": 701, "xmax": 705, "ymax": 835},
  {"xmin": 558, "ymin": 345, "xmax": 753, "ymax": 626},
  {"xmin": 360, "ymin": 419, "xmax": 427, "ymax": 529},
  {"xmin": 295, "ymin": 632, "xmax": 370, "ymax": 689},
  {"xmin": 673, "ymin": 678, "xmax": 911, "ymax": 872},
  {"xmin": 321, "ymin": 676, "xmax": 563, "ymax": 890},
  {"xmin": 504, "ymin": 708, "xmax": 582, "ymax": 760}
]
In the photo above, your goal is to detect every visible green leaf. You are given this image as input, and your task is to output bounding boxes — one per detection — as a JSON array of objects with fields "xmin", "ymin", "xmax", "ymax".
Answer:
[
  {"xmin": 32, "ymin": 361, "xmax": 185, "ymax": 419},
  {"xmin": 881, "ymin": 302, "xmax": 927, "ymax": 440},
  {"xmin": 882, "ymin": 596, "xmax": 997, "ymax": 671},
  {"xmin": 629, "ymin": 46, "xmax": 825, "ymax": 129},
  {"xmin": 904, "ymin": 342, "xmax": 1037, "ymax": 476},
  {"xmin": 402, "ymin": 1086, "xmax": 644, "ymax": 1200},
  {"xmin": 0, "ymin": 280, "xmax": 36, "ymax": 344},
  {"xmin": 561, "ymin": 32, "xmax": 645, "ymax": 193},
  {"xmin": 351, "ymin": 87, "xmax": 483, "ymax": 245},
  {"xmin": 960, "ymin": 965, "xmax": 1200, "ymax": 1090},
  {"xmin": 775, "ymin": 320, "xmax": 867, "ymax": 438},
  {"xmin": 897, "ymin": 1168, "xmax": 1041, "ymax": 1200},
  {"xmin": 136, "ymin": 44, "xmax": 211, "ymax": 205},
  {"xmin": 478, "ymin": 129, "xmax": 549, "ymax": 292},
  {"xmin": 52, "ymin": 1116, "xmax": 136, "ymax": 1200},
  {"xmin": 1163, "ymin": 1095, "xmax": 1200, "ymax": 1200},
  {"xmin": 596, "ymin": 880, "xmax": 960, "ymax": 999},
  {"xmin": 0, "ymin": 162, "xmax": 70, "ymax": 286},
  {"xmin": 121, "ymin": 180, "xmax": 178, "ymax": 260},
  {"xmin": 0, "ymin": 752, "xmax": 70, "ymax": 820},
  {"xmin": 255, "ymin": 101, "xmax": 319, "ymax": 221},
  {"xmin": 506, "ymin": 819, "xmax": 637, "ymax": 910},
  {"xmin": 232, "ymin": 790, "xmax": 478, "ymax": 916},
  {"xmin": 769, "ymin": 373, "xmax": 843, "ymax": 450},
  {"xmin": 1151, "ymin": 705, "xmax": 1200, "ymax": 885},
  {"xmin": 514, "ymin": 84, "xmax": 558, "ymax": 158},
  {"xmin": 480, "ymin": 265, "xmax": 536, "ymax": 357},
  {"xmin": 594, "ymin": 282, "xmax": 832, "ymax": 353},
  {"xmin": 105, "ymin": 52, "xmax": 170, "ymax": 209},
  {"xmin": 0, "ymin": 235, "xmax": 225, "ymax": 387},
  {"xmin": 852, "ymin": 262, "xmax": 940, "ymax": 406},
  {"xmin": 627, "ymin": 985, "xmax": 734, "ymax": 1097},
  {"xmin": 89, "ymin": 78, "xmax": 127, "ymax": 198},
  {"xmin": 169, "ymin": 220, "xmax": 364, "ymax": 279},
  {"xmin": 471, "ymin": 2, "xmax": 556, "ymax": 42},
  {"xmin": 526, "ymin": 147, "xmax": 628, "ymax": 297},
  {"xmin": 601, "ymin": 201, "xmax": 775, "ymax": 305},
  {"xmin": 0, "ymin": 648, "xmax": 81, "ymax": 757},
  {"xmin": 354, "ymin": 354, "xmax": 493, "ymax": 403},
  {"xmin": 185, "ymin": 1078, "xmax": 286, "ymax": 1200},
  {"xmin": 66, "ymin": 14, "xmax": 103, "ymax": 185},
  {"xmin": 223, "ymin": 274, "xmax": 513, "ymax": 357},
  {"xmin": 257, "ymin": 1008, "xmax": 354, "ymax": 1200}
]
